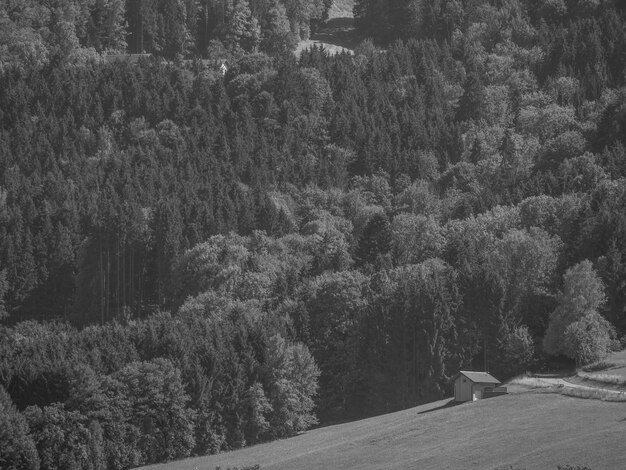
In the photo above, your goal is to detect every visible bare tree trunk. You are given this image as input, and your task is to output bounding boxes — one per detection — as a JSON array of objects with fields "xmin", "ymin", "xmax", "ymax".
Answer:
[
  {"xmin": 117, "ymin": 233, "xmax": 121, "ymax": 315},
  {"xmin": 106, "ymin": 245, "xmax": 110, "ymax": 321},
  {"xmin": 99, "ymin": 236, "xmax": 104, "ymax": 324}
]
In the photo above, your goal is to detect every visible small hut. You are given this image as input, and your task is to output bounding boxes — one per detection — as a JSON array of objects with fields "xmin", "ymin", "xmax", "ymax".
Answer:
[{"xmin": 453, "ymin": 371, "xmax": 507, "ymax": 402}]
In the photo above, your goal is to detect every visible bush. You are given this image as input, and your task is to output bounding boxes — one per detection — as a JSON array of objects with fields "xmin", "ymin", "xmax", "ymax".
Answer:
[{"xmin": 562, "ymin": 312, "xmax": 615, "ymax": 365}]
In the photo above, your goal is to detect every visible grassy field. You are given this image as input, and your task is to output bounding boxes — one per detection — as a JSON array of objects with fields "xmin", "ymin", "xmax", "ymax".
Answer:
[
  {"xmin": 582, "ymin": 349, "xmax": 626, "ymax": 378},
  {"xmin": 140, "ymin": 391, "xmax": 626, "ymax": 470},
  {"xmin": 568, "ymin": 349, "xmax": 626, "ymax": 390},
  {"xmin": 512, "ymin": 373, "xmax": 626, "ymax": 399},
  {"xmin": 327, "ymin": 0, "xmax": 355, "ymax": 19},
  {"xmin": 295, "ymin": 0, "xmax": 362, "ymax": 56}
]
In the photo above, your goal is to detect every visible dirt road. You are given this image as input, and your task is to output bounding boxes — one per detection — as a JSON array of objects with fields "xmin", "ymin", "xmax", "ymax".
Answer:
[{"xmin": 535, "ymin": 376, "xmax": 626, "ymax": 394}]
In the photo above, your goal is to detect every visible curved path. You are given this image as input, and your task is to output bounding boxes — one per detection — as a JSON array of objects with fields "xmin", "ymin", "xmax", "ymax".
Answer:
[{"xmin": 535, "ymin": 376, "xmax": 626, "ymax": 394}]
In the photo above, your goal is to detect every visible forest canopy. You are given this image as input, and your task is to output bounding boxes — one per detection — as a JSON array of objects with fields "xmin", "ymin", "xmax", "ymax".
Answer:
[
  {"xmin": 2, "ymin": 0, "xmax": 626, "ymax": 468},
  {"xmin": 0, "ymin": 0, "xmax": 331, "ymax": 65}
]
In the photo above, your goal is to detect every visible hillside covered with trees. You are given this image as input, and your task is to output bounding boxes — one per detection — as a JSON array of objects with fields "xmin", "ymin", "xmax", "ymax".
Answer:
[
  {"xmin": 0, "ymin": 0, "xmax": 333, "ymax": 64},
  {"xmin": 2, "ymin": 0, "xmax": 626, "ymax": 468}
]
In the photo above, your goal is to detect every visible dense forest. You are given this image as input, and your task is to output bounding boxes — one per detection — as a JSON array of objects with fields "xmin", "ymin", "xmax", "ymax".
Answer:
[
  {"xmin": 0, "ymin": 0, "xmax": 333, "ymax": 63},
  {"xmin": 2, "ymin": 0, "xmax": 626, "ymax": 468}
]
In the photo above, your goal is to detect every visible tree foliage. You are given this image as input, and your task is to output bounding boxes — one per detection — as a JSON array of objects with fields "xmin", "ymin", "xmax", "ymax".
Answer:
[
  {"xmin": 2, "ymin": 1, "xmax": 626, "ymax": 467},
  {"xmin": 0, "ymin": 387, "xmax": 40, "ymax": 470},
  {"xmin": 543, "ymin": 260, "xmax": 608, "ymax": 359}
]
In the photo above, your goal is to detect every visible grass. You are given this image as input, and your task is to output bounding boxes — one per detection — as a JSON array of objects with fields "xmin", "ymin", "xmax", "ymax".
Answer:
[
  {"xmin": 295, "ymin": 40, "xmax": 353, "ymax": 57},
  {"xmin": 570, "ymin": 349, "xmax": 626, "ymax": 391},
  {"xmin": 139, "ymin": 392, "xmax": 626, "ymax": 470},
  {"xmin": 581, "ymin": 361, "xmax": 617, "ymax": 373},
  {"xmin": 508, "ymin": 376, "xmax": 553, "ymax": 389},
  {"xmin": 495, "ymin": 466, "xmax": 591, "ymax": 470},
  {"xmin": 296, "ymin": 0, "xmax": 362, "ymax": 57},
  {"xmin": 576, "ymin": 371, "xmax": 626, "ymax": 387},
  {"xmin": 579, "ymin": 349, "xmax": 626, "ymax": 379},
  {"xmin": 215, "ymin": 466, "xmax": 260, "ymax": 470},
  {"xmin": 511, "ymin": 373, "xmax": 626, "ymax": 401},
  {"xmin": 327, "ymin": 0, "xmax": 354, "ymax": 19},
  {"xmin": 556, "ymin": 386, "xmax": 626, "ymax": 402}
]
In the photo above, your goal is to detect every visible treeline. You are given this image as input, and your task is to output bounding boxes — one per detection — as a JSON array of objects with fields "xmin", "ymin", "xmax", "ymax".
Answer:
[
  {"xmin": 2, "ymin": 0, "xmax": 626, "ymax": 468},
  {"xmin": 1, "ymin": 309, "xmax": 318, "ymax": 469},
  {"xmin": 0, "ymin": 0, "xmax": 331, "ymax": 66},
  {"xmin": 354, "ymin": 0, "xmax": 626, "ymax": 100}
]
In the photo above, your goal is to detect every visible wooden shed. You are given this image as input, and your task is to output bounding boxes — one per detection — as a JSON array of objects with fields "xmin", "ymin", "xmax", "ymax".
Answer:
[{"xmin": 453, "ymin": 371, "xmax": 505, "ymax": 402}]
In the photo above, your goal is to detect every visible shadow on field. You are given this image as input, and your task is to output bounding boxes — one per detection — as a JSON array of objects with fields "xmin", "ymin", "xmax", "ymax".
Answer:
[{"xmin": 418, "ymin": 399, "xmax": 462, "ymax": 414}]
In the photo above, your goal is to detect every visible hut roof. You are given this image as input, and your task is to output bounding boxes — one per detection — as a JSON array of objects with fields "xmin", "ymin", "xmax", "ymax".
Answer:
[{"xmin": 454, "ymin": 371, "xmax": 501, "ymax": 384}]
